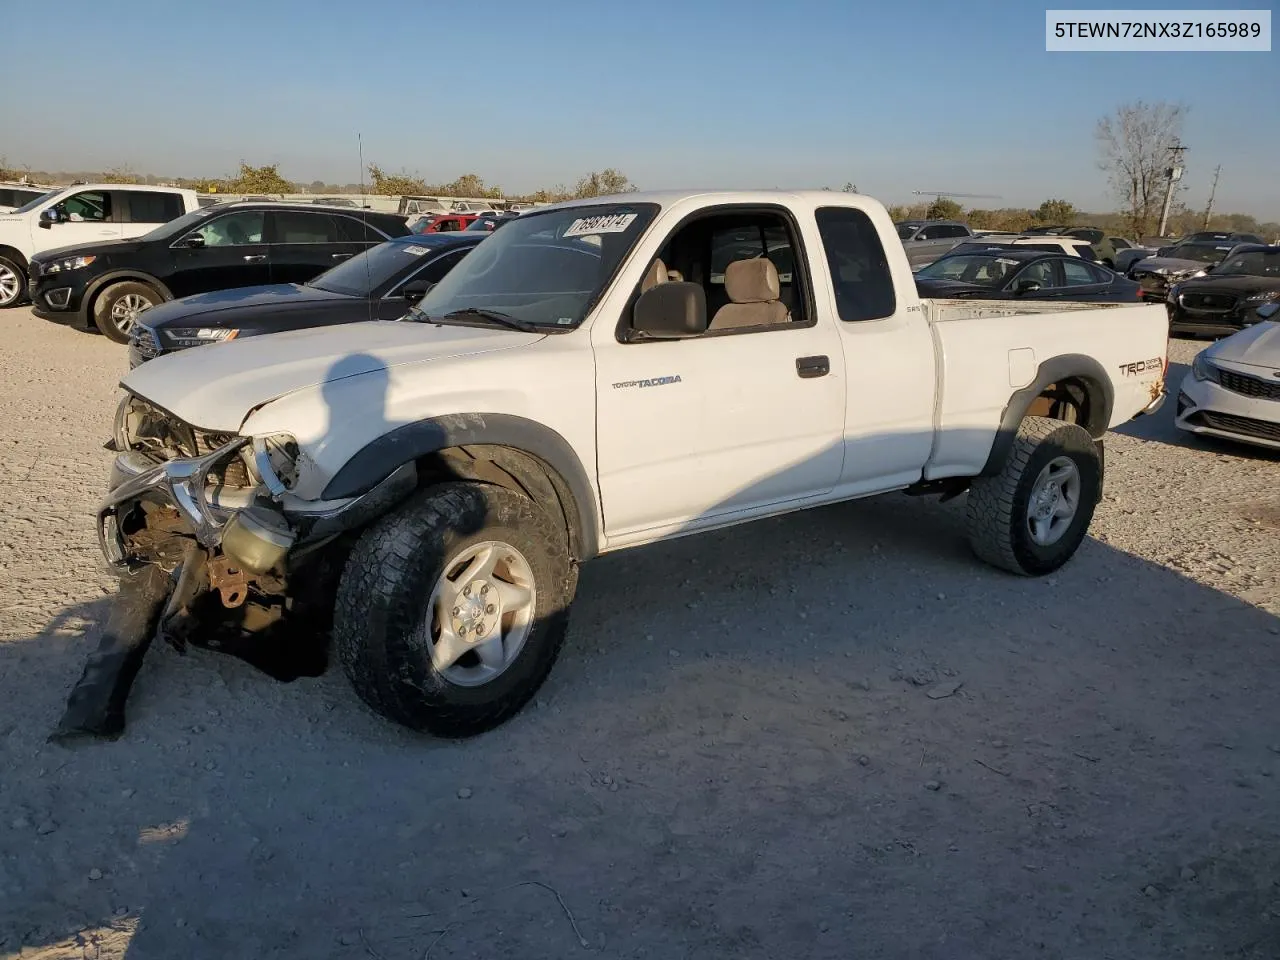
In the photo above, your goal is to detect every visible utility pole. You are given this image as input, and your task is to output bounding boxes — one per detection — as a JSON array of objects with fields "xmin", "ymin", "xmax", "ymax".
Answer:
[
  {"xmin": 1156, "ymin": 142, "xmax": 1187, "ymax": 237},
  {"xmin": 1202, "ymin": 164, "xmax": 1221, "ymax": 229}
]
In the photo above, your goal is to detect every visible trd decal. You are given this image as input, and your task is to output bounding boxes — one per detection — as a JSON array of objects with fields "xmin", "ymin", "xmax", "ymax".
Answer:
[
  {"xmin": 1118, "ymin": 357, "xmax": 1162, "ymax": 377},
  {"xmin": 612, "ymin": 375, "xmax": 683, "ymax": 390}
]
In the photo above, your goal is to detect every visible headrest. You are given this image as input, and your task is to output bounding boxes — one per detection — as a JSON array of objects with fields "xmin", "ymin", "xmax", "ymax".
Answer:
[
  {"xmin": 640, "ymin": 258, "xmax": 668, "ymax": 293},
  {"xmin": 724, "ymin": 258, "xmax": 780, "ymax": 303}
]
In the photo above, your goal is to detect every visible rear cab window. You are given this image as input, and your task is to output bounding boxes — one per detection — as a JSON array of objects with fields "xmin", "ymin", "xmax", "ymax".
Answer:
[
  {"xmin": 814, "ymin": 207, "xmax": 896, "ymax": 322},
  {"xmin": 115, "ymin": 190, "xmax": 184, "ymax": 224}
]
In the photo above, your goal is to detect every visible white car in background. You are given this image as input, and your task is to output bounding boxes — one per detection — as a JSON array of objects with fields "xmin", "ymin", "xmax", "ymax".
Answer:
[
  {"xmin": 949, "ymin": 235, "xmax": 1100, "ymax": 261},
  {"xmin": 1176, "ymin": 302, "xmax": 1280, "ymax": 450}
]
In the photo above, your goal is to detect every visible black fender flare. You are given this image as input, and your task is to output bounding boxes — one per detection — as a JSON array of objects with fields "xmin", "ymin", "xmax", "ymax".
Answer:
[
  {"xmin": 322, "ymin": 413, "xmax": 601, "ymax": 559},
  {"xmin": 980, "ymin": 353, "xmax": 1114, "ymax": 476},
  {"xmin": 81, "ymin": 271, "xmax": 173, "ymax": 322}
]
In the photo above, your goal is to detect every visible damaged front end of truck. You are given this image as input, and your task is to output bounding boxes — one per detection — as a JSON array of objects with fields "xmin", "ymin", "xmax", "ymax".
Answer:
[{"xmin": 53, "ymin": 392, "xmax": 414, "ymax": 741}]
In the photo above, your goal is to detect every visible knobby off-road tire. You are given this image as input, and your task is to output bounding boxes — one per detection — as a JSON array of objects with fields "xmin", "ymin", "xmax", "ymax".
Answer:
[
  {"xmin": 334, "ymin": 482, "xmax": 576, "ymax": 736},
  {"xmin": 966, "ymin": 416, "xmax": 1102, "ymax": 576},
  {"xmin": 93, "ymin": 281, "xmax": 161, "ymax": 344}
]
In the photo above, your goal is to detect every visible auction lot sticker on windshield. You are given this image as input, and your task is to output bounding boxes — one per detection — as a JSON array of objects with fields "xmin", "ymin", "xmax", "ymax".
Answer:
[
  {"xmin": 563, "ymin": 213, "xmax": 638, "ymax": 237},
  {"xmin": 401, "ymin": 245, "xmax": 430, "ymax": 256}
]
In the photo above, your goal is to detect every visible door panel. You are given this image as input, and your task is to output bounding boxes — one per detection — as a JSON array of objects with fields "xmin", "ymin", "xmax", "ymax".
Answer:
[
  {"xmin": 169, "ymin": 210, "xmax": 269, "ymax": 296},
  {"xmin": 594, "ymin": 324, "xmax": 846, "ymax": 536},
  {"xmin": 267, "ymin": 211, "xmax": 363, "ymax": 284},
  {"xmin": 43, "ymin": 190, "xmax": 122, "ymax": 249}
]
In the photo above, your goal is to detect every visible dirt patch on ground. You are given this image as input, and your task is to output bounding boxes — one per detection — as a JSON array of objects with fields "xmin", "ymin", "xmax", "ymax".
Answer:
[{"xmin": 2, "ymin": 314, "xmax": 1278, "ymax": 959}]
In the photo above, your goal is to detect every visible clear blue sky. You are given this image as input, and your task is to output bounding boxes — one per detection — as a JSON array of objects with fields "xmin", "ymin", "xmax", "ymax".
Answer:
[{"xmin": 4, "ymin": 0, "xmax": 1277, "ymax": 217}]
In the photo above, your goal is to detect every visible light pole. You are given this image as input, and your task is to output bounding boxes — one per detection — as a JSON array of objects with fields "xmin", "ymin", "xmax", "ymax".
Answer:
[{"xmin": 1156, "ymin": 143, "xmax": 1187, "ymax": 237}]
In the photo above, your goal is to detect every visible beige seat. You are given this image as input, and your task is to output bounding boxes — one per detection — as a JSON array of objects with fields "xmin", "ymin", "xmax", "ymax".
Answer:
[
  {"xmin": 709, "ymin": 258, "xmax": 790, "ymax": 330},
  {"xmin": 640, "ymin": 258, "xmax": 670, "ymax": 293}
]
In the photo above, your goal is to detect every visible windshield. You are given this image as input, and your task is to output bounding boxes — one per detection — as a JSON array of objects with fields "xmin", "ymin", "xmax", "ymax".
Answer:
[
  {"xmin": 1171, "ymin": 244, "xmax": 1231, "ymax": 264},
  {"xmin": 1214, "ymin": 250, "xmax": 1280, "ymax": 278},
  {"xmin": 141, "ymin": 207, "xmax": 216, "ymax": 241},
  {"xmin": 11, "ymin": 190, "xmax": 59, "ymax": 215},
  {"xmin": 411, "ymin": 203, "xmax": 658, "ymax": 328},
  {"xmin": 917, "ymin": 254, "xmax": 1021, "ymax": 287},
  {"xmin": 309, "ymin": 240, "xmax": 447, "ymax": 296},
  {"xmin": 895, "ymin": 224, "xmax": 919, "ymax": 240}
]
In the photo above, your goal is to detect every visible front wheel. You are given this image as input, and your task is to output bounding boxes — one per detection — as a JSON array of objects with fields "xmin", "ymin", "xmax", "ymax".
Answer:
[
  {"xmin": 966, "ymin": 416, "xmax": 1101, "ymax": 576},
  {"xmin": 334, "ymin": 482, "xmax": 576, "ymax": 736},
  {"xmin": 0, "ymin": 256, "xmax": 26, "ymax": 308},
  {"xmin": 93, "ymin": 281, "xmax": 161, "ymax": 343}
]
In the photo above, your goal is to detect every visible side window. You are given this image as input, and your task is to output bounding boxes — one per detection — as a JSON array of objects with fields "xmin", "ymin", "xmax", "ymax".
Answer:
[
  {"xmin": 939, "ymin": 225, "xmax": 969, "ymax": 238},
  {"xmin": 271, "ymin": 211, "xmax": 344, "ymax": 244},
  {"xmin": 185, "ymin": 211, "xmax": 266, "ymax": 247},
  {"xmin": 1018, "ymin": 259, "xmax": 1059, "ymax": 287},
  {"xmin": 333, "ymin": 216, "xmax": 386, "ymax": 243},
  {"xmin": 117, "ymin": 191, "xmax": 184, "ymax": 224},
  {"xmin": 417, "ymin": 248, "xmax": 471, "ymax": 285},
  {"xmin": 437, "ymin": 219, "xmax": 461, "ymax": 232},
  {"xmin": 0, "ymin": 190, "xmax": 13, "ymax": 206},
  {"xmin": 1110, "ymin": 237, "xmax": 1131, "ymax": 249},
  {"xmin": 814, "ymin": 206, "xmax": 896, "ymax": 323},
  {"xmin": 918, "ymin": 225, "xmax": 943, "ymax": 240},
  {"xmin": 1061, "ymin": 259, "xmax": 1098, "ymax": 286},
  {"xmin": 57, "ymin": 190, "xmax": 109, "ymax": 222}
]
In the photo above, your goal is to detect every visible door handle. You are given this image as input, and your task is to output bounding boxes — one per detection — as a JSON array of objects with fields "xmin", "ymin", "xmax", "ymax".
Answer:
[
  {"xmin": 796, "ymin": 355, "xmax": 830, "ymax": 379},
  {"xmin": 331, "ymin": 253, "xmax": 353, "ymax": 260},
  {"xmin": 242, "ymin": 255, "xmax": 266, "ymax": 262}
]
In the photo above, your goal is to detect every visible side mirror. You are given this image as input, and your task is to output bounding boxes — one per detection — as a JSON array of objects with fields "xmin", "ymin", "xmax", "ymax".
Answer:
[
  {"xmin": 38, "ymin": 208, "xmax": 61, "ymax": 229},
  {"xmin": 1013, "ymin": 279, "xmax": 1043, "ymax": 296},
  {"xmin": 629, "ymin": 282, "xmax": 707, "ymax": 339},
  {"xmin": 1156, "ymin": 246, "xmax": 1172, "ymax": 257},
  {"xmin": 182, "ymin": 235, "xmax": 206, "ymax": 249},
  {"xmin": 402, "ymin": 281, "xmax": 434, "ymax": 300}
]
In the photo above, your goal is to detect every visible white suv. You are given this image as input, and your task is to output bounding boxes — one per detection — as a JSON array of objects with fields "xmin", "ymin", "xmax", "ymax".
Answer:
[{"xmin": 0, "ymin": 183, "xmax": 200, "ymax": 308}]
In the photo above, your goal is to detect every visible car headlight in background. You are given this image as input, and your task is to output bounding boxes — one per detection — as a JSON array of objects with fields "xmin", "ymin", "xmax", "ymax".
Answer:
[
  {"xmin": 41, "ymin": 255, "xmax": 97, "ymax": 274},
  {"xmin": 166, "ymin": 328, "xmax": 239, "ymax": 347},
  {"xmin": 1191, "ymin": 353, "xmax": 1222, "ymax": 384},
  {"xmin": 1244, "ymin": 290, "xmax": 1280, "ymax": 303},
  {"xmin": 251, "ymin": 434, "xmax": 300, "ymax": 497}
]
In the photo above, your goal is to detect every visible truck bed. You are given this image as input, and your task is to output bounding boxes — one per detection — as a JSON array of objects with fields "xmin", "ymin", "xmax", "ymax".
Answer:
[{"xmin": 919, "ymin": 298, "xmax": 1169, "ymax": 482}]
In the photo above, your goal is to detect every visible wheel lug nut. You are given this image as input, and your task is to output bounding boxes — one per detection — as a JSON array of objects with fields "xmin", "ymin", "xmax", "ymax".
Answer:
[
  {"xmin": 480, "ymin": 585, "xmax": 489, "ymax": 595},
  {"xmin": 463, "ymin": 585, "xmax": 471, "ymax": 596},
  {"xmin": 485, "ymin": 604, "xmax": 495, "ymax": 614},
  {"xmin": 452, "ymin": 607, "xmax": 460, "ymax": 616}
]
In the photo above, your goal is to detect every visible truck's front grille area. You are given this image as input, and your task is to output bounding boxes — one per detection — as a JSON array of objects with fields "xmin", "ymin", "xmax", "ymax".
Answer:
[
  {"xmin": 1196, "ymin": 411, "xmax": 1280, "ymax": 443},
  {"xmin": 1218, "ymin": 369, "xmax": 1280, "ymax": 402},
  {"xmin": 124, "ymin": 397, "xmax": 252, "ymax": 488}
]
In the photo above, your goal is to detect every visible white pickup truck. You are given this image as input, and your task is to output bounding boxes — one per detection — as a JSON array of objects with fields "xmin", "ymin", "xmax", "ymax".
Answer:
[
  {"xmin": 0, "ymin": 183, "xmax": 201, "ymax": 308},
  {"xmin": 65, "ymin": 190, "xmax": 1170, "ymax": 741}
]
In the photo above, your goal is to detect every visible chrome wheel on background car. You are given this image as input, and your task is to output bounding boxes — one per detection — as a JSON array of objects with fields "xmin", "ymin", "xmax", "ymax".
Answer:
[
  {"xmin": 111, "ymin": 293, "xmax": 153, "ymax": 333},
  {"xmin": 93, "ymin": 281, "xmax": 162, "ymax": 344},
  {"xmin": 0, "ymin": 258, "xmax": 24, "ymax": 308}
]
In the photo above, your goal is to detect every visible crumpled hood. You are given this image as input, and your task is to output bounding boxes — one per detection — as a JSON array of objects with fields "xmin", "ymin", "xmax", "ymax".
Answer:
[
  {"xmin": 121, "ymin": 320, "xmax": 545, "ymax": 432},
  {"xmin": 1132, "ymin": 256, "xmax": 1214, "ymax": 275},
  {"xmin": 1207, "ymin": 321, "xmax": 1280, "ymax": 371}
]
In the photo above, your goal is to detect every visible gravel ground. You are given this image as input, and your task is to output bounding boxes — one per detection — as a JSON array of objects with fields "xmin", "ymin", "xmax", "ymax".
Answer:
[{"xmin": 2, "ymin": 308, "xmax": 1278, "ymax": 960}]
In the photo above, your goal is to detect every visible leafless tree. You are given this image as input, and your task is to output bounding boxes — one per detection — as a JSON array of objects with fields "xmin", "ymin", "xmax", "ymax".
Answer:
[{"xmin": 1095, "ymin": 101, "xmax": 1187, "ymax": 237}]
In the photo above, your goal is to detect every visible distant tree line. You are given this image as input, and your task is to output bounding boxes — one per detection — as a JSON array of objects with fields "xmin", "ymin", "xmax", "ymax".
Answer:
[{"xmin": 4, "ymin": 145, "xmax": 1275, "ymax": 239}]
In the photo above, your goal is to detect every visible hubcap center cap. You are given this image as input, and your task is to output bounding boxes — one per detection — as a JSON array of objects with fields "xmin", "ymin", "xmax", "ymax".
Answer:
[{"xmin": 450, "ymin": 579, "xmax": 500, "ymax": 638}]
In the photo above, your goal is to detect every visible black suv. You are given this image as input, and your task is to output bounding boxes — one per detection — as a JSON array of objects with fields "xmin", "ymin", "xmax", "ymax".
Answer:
[{"xmin": 29, "ymin": 202, "xmax": 410, "ymax": 342}]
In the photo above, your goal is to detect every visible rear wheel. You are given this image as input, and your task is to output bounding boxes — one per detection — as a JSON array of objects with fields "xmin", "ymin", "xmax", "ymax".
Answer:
[
  {"xmin": 966, "ymin": 416, "xmax": 1101, "ymax": 576},
  {"xmin": 93, "ymin": 281, "xmax": 160, "ymax": 343},
  {"xmin": 334, "ymin": 482, "xmax": 576, "ymax": 736},
  {"xmin": 0, "ymin": 256, "xmax": 26, "ymax": 308}
]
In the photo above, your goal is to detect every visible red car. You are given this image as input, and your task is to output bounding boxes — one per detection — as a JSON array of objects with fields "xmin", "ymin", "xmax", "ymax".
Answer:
[{"xmin": 411, "ymin": 213, "xmax": 477, "ymax": 234}]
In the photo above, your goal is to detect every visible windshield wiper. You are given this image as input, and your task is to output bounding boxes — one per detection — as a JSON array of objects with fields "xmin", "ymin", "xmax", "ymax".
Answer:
[{"xmin": 441, "ymin": 308, "xmax": 537, "ymax": 332}]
